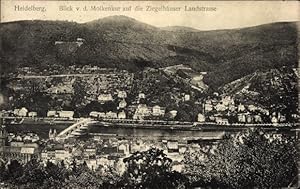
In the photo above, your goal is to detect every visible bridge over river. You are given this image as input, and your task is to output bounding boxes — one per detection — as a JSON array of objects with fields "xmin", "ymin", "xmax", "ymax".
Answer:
[
  {"xmin": 2, "ymin": 116, "xmax": 297, "ymax": 140},
  {"xmin": 53, "ymin": 118, "xmax": 297, "ymax": 141}
]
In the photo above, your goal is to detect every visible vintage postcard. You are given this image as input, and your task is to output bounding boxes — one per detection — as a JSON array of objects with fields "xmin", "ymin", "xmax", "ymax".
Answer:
[{"xmin": 0, "ymin": 0, "xmax": 299, "ymax": 188}]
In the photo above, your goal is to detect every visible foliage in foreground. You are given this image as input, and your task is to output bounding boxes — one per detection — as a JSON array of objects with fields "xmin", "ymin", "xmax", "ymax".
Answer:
[
  {"xmin": 0, "ymin": 129, "xmax": 297, "ymax": 189},
  {"xmin": 122, "ymin": 148, "xmax": 188, "ymax": 189},
  {"xmin": 183, "ymin": 129, "xmax": 298, "ymax": 188}
]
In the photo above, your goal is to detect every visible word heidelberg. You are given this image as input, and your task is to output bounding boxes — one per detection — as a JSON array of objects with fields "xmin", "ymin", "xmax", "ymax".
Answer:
[{"xmin": 14, "ymin": 5, "xmax": 46, "ymax": 12}]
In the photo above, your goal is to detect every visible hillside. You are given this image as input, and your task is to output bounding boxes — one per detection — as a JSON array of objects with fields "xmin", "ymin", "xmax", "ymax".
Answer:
[
  {"xmin": 160, "ymin": 26, "xmax": 200, "ymax": 32},
  {"xmin": 220, "ymin": 67, "xmax": 298, "ymax": 118},
  {"xmin": 0, "ymin": 16, "xmax": 298, "ymax": 89}
]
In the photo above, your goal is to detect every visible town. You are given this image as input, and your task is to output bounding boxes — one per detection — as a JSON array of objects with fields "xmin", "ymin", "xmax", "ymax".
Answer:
[
  {"xmin": 0, "ymin": 64, "xmax": 298, "ymax": 178},
  {"xmin": 1, "ymin": 65, "xmax": 298, "ymax": 125}
]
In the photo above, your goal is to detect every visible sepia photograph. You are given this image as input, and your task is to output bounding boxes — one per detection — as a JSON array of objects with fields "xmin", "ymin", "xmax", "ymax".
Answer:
[{"xmin": 0, "ymin": 0, "xmax": 299, "ymax": 188}]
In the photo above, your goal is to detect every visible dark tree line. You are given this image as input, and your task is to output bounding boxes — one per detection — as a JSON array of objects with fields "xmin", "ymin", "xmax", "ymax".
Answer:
[
  {"xmin": 183, "ymin": 129, "xmax": 298, "ymax": 188},
  {"xmin": 0, "ymin": 129, "xmax": 297, "ymax": 189}
]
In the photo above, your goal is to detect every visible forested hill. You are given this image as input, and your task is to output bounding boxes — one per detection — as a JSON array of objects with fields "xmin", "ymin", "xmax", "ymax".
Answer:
[{"xmin": 0, "ymin": 16, "xmax": 298, "ymax": 89}]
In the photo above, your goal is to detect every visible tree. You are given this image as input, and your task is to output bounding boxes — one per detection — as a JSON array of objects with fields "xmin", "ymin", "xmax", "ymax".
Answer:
[
  {"xmin": 94, "ymin": 165, "xmax": 122, "ymax": 188},
  {"xmin": 122, "ymin": 148, "xmax": 187, "ymax": 189},
  {"xmin": 63, "ymin": 161, "xmax": 102, "ymax": 189},
  {"xmin": 237, "ymin": 130, "xmax": 297, "ymax": 188},
  {"xmin": 72, "ymin": 161, "xmax": 90, "ymax": 177},
  {"xmin": 6, "ymin": 160, "xmax": 23, "ymax": 182},
  {"xmin": 44, "ymin": 160, "xmax": 69, "ymax": 182},
  {"xmin": 183, "ymin": 129, "xmax": 297, "ymax": 188},
  {"xmin": 18, "ymin": 159, "xmax": 46, "ymax": 187},
  {"xmin": 63, "ymin": 172, "xmax": 102, "ymax": 189},
  {"xmin": 0, "ymin": 161, "xmax": 6, "ymax": 181}
]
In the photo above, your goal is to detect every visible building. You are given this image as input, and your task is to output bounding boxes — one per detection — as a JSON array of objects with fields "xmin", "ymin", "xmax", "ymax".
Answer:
[
  {"xmin": 246, "ymin": 115, "xmax": 253, "ymax": 123},
  {"xmin": 98, "ymin": 112, "xmax": 106, "ymax": 118},
  {"xmin": 138, "ymin": 93, "xmax": 145, "ymax": 99},
  {"xmin": 0, "ymin": 126, "xmax": 7, "ymax": 146},
  {"xmin": 197, "ymin": 113, "xmax": 205, "ymax": 122},
  {"xmin": 28, "ymin": 112, "xmax": 37, "ymax": 117},
  {"xmin": 238, "ymin": 104, "xmax": 246, "ymax": 112},
  {"xmin": 178, "ymin": 146, "xmax": 187, "ymax": 154},
  {"xmin": 228, "ymin": 104, "xmax": 236, "ymax": 112},
  {"xmin": 215, "ymin": 103, "xmax": 227, "ymax": 112},
  {"xmin": 221, "ymin": 96, "xmax": 234, "ymax": 106},
  {"xmin": 55, "ymin": 149, "xmax": 71, "ymax": 161},
  {"xmin": 169, "ymin": 110, "xmax": 178, "ymax": 119},
  {"xmin": 57, "ymin": 111, "xmax": 74, "ymax": 119},
  {"xmin": 90, "ymin": 111, "xmax": 106, "ymax": 119},
  {"xmin": 76, "ymin": 38, "xmax": 85, "ymax": 47},
  {"xmin": 248, "ymin": 105, "xmax": 257, "ymax": 112},
  {"xmin": 41, "ymin": 147, "xmax": 71, "ymax": 163},
  {"xmin": 278, "ymin": 115, "xmax": 286, "ymax": 122},
  {"xmin": 84, "ymin": 148, "xmax": 96, "ymax": 159},
  {"xmin": 191, "ymin": 75, "xmax": 204, "ymax": 82},
  {"xmin": 118, "ymin": 99, "xmax": 127, "ymax": 109},
  {"xmin": 254, "ymin": 115, "xmax": 262, "ymax": 123},
  {"xmin": 49, "ymin": 129, "xmax": 57, "ymax": 140},
  {"xmin": 90, "ymin": 111, "xmax": 99, "ymax": 118},
  {"xmin": 133, "ymin": 104, "xmax": 151, "ymax": 120},
  {"xmin": 19, "ymin": 107, "xmax": 28, "ymax": 117},
  {"xmin": 98, "ymin": 94, "xmax": 113, "ymax": 102},
  {"xmin": 204, "ymin": 101, "xmax": 213, "ymax": 112},
  {"xmin": 152, "ymin": 105, "xmax": 166, "ymax": 116},
  {"xmin": 118, "ymin": 144, "xmax": 129, "ymax": 155},
  {"xmin": 41, "ymin": 150, "xmax": 55, "ymax": 162},
  {"xmin": 46, "ymin": 85, "xmax": 74, "ymax": 94},
  {"xmin": 0, "ymin": 110, "xmax": 10, "ymax": 117},
  {"xmin": 277, "ymin": 112, "xmax": 286, "ymax": 122},
  {"xmin": 54, "ymin": 41, "xmax": 64, "ymax": 45},
  {"xmin": 47, "ymin": 111, "xmax": 57, "ymax": 117},
  {"xmin": 167, "ymin": 141, "xmax": 179, "ymax": 153},
  {"xmin": 14, "ymin": 107, "xmax": 28, "ymax": 117},
  {"xmin": 86, "ymin": 159, "xmax": 98, "ymax": 170},
  {"xmin": 23, "ymin": 133, "xmax": 39, "ymax": 143},
  {"xmin": 215, "ymin": 117, "xmax": 229, "ymax": 125},
  {"xmin": 184, "ymin": 94, "xmax": 190, "ymax": 102},
  {"xmin": 237, "ymin": 113, "xmax": 246, "ymax": 123},
  {"xmin": 117, "ymin": 91, "xmax": 127, "ymax": 99},
  {"xmin": 106, "ymin": 111, "xmax": 118, "ymax": 119},
  {"xmin": 0, "ymin": 126, "xmax": 39, "ymax": 163},
  {"xmin": 271, "ymin": 116, "xmax": 278, "ymax": 124},
  {"xmin": 118, "ymin": 111, "xmax": 126, "ymax": 119}
]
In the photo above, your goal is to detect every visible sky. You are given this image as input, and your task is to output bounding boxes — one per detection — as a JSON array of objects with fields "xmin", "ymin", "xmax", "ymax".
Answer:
[{"xmin": 1, "ymin": 1, "xmax": 299, "ymax": 30}]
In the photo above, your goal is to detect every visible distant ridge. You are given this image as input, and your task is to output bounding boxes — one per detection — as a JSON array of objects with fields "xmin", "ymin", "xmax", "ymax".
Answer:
[
  {"xmin": 160, "ymin": 26, "xmax": 199, "ymax": 32},
  {"xmin": 0, "ymin": 16, "xmax": 298, "ymax": 89}
]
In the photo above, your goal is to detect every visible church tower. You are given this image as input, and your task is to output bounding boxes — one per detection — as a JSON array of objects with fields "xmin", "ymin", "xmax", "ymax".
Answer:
[
  {"xmin": 49, "ymin": 129, "xmax": 57, "ymax": 140},
  {"xmin": 0, "ymin": 126, "xmax": 8, "ymax": 147}
]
